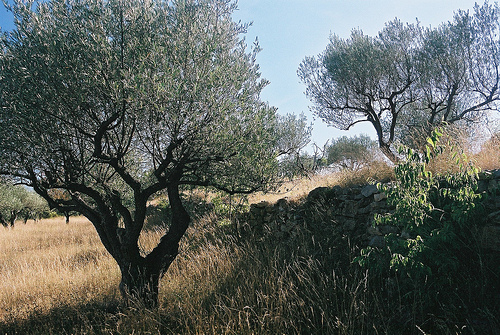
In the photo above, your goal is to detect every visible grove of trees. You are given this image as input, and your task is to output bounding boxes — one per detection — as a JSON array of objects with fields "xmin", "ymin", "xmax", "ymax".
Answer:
[
  {"xmin": 299, "ymin": 1, "xmax": 500, "ymax": 163},
  {"xmin": 2, "ymin": 0, "xmax": 499, "ymax": 314},
  {"xmin": 0, "ymin": 0, "xmax": 309, "ymax": 308},
  {"xmin": 0, "ymin": 181, "xmax": 48, "ymax": 227}
]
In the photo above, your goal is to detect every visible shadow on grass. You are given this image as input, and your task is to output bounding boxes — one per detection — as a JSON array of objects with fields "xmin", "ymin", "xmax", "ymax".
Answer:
[{"xmin": 0, "ymin": 300, "xmax": 120, "ymax": 335}]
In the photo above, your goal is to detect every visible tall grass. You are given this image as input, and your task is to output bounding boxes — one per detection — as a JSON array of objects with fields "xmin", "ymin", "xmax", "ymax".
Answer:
[
  {"xmin": 474, "ymin": 132, "xmax": 500, "ymax": 171},
  {"xmin": 0, "ymin": 217, "xmax": 120, "ymax": 325},
  {"xmin": 0, "ymin": 213, "xmax": 383, "ymax": 334},
  {"xmin": 0, "ymin": 139, "xmax": 499, "ymax": 334}
]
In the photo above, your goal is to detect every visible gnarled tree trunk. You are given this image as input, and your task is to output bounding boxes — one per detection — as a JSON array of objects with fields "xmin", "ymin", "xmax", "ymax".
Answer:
[
  {"xmin": 379, "ymin": 143, "xmax": 399, "ymax": 165},
  {"xmin": 9, "ymin": 210, "xmax": 17, "ymax": 227},
  {"xmin": 116, "ymin": 183, "xmax": 190, "ymax": 308},
  {"xmin": 119, "ymin": 261, "xmax": 161, "ymax": 309},
  {"xmin": 0, "ymin": 213, "xmax": 8, "ymax": 228}
]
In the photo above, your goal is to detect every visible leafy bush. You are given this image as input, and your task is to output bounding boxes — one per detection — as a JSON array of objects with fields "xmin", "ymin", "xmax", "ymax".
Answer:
[{"xmin": 355, "ymin": 128, "xmax": 485, "ymax": 303}]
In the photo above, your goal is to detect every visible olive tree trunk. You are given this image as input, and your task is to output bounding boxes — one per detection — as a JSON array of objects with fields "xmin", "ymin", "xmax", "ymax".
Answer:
[
  {"xmin": 116, "ymin": 183, "xmax": 190, "ymax": 308},
  {"xmin": 118, "ymin": 261, "xmax": 161, "ymax": 309}
]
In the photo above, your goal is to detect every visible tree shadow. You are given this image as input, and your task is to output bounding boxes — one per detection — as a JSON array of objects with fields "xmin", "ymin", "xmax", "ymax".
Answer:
[{"xmin": 0, "ymin": 300, "xmax": 120, "ymax": 335}]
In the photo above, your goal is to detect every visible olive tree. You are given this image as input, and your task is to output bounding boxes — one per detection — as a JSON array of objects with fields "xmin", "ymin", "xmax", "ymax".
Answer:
[
  {"xmin": 0, "ymin": 181, "xmax": 25, "ymax": 227},
  {"xmin": 299, "ymin": 2, "xmax": 500, "ymax": 163},
  {"xmin": 326, "ymin": 134, "xmax": 379, "ymax": 171},
  {"xmin": 0, "ymin": 0, "xmax": 309, "ymax": 308},
  {"xmin": 21, "ymin": 190, "xmax": 49, "ymax": 223},
  {"xmin": 0, "ymin": 180, "xmax": 46, "ymax": 226}
]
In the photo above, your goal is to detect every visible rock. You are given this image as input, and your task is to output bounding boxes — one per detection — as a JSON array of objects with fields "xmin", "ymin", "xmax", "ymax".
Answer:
[
  {"xmin": 481, "ymin": 226, "xmax": 500, "ymax": 251},
  {"xmin": 379, "ymin": 225, "xmax": 399, "ymax": 235},
  {"xmin": 342, "ymin": 220, "xmax": 356, "ymax": 231},
  {"xmin": 307, "ymin": 187, "xmax": 332, "ymax": 202},
  {"xmin": 400, "ymin": 230, "xmax": 411, "ymax": 239},
  {"xmin": 275, "ymin": 197, "xmax": 289, "ymax": 210},
  {"xmin": 353, "ymin": 193, "xmax": 364, "ymax": 200},
  {"xmin": 374, "ymin": 192, "xmax": 387, "ymax": 202},
  {"xmin": 358, "ymin": 204, "xmax": 372, "ymax": 215},
  {"xmin": 361, "ymin": 184, "xmax": 379, "ymax": 197},
  {"xmin": 367, "ymin": 226, "xmax": 382, "ymax": 236},
  {"xmin": 369, "ymin": 235, "xmax": 385, "ymax": 248},
  {"xmin": 477, "ymin": 180, "xmax": 489, "ymax": 193},
  {"xmin": 252, "ymin": 201, "xmax": 270, "ymax": 209},
  {"xmin": 488, "ymin": 179, "xmax": 499, "ymax": 193},
  {"xmin": 342, "ymin": 200, "xmax": 359, "ymax": 217},
  {"xmin": 370, "ymin": 201, "xmax": 388, "ymax": 212},
  {"xmin": 488, "ymin": 210, "xmax": 500, "ymax": 224}
]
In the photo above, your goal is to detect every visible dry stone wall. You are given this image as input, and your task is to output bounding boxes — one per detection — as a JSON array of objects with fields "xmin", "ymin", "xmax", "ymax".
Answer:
[{"xmin": 244, "ymin": 169, "xmax": 500, "ymax": 251}]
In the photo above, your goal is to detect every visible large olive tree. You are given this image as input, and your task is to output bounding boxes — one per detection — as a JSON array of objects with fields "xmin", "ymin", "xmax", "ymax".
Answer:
[
  {"xmin": 299, "ymin": 2, "xmax": 500, "ymax": 163},
  {"xmin": 0, "ymin": 0, "xmax": 309, "ymax": 308}
]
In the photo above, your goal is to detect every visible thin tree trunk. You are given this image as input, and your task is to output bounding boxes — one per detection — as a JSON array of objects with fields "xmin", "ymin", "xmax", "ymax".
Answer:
[
  {"xmin": 0, "ymin": 213, "xmax": 8, "ymax": 227},
  {"xmin": 9, "ymin": 211, "xmax": 17, "ymax": 227}
]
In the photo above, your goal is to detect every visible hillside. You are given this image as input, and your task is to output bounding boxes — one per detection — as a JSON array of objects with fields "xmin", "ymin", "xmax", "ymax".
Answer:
[{"xmin": 1, "ymin": 166, "xmax": 500, "ymax": 334}]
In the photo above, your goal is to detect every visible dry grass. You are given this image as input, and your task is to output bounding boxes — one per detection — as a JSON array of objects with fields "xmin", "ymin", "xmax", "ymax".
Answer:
[
  {"xmin": 0, "ymin": 191, "xmax": 498, "ymax": 334},
  {"xmin": 0, "ymin": 216, "xmax": 120, "ymax": 324},
  {"xmin": 474, "ymin": 133, "xmax": 500, "ymax": 171},
  {"xmin": 0, "ymin": 144, "xmax": 498, "ymax": 333},
  {"xmin": 0, "ymin": 210, "xmax": 377, "ymax": 334},
  {"xmin": 249, "ymin": 160, "xmax": 394, "ymax": 204},
  {"xmin": 407, "ymin": 125, "xmax": 500, "ymax": 175}
]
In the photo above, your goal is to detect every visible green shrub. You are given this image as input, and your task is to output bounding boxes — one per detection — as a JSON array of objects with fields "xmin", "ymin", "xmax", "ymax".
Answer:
[{"xmin": 355, "ymin": 127, "xmax": 484, "ymax": 302}]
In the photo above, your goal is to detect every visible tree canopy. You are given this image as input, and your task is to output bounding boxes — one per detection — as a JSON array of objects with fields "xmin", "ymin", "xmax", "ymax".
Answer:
[
  {"xmin": 0, "ymin": 180, "xmax": 48, "ymax": 227},
  {"xmin": 298, "ymin": 1, "xmax": 500, "ymax": 163},
  {"xmin": 0, "ymin": 0, "xmax": 310, "ymax": 307},
  {"xmin": 326, "ymin": 134, "xmax": 378, "ymax": 171}
]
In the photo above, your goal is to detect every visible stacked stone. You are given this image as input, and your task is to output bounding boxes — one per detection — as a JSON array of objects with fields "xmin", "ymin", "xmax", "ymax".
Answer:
[{"xmin": 244, "ymin": 169, "xmax": 500, "ymax": 251}]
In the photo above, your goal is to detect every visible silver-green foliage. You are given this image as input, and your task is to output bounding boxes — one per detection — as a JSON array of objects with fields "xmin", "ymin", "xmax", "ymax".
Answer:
[
  {"xmin": 0, "ymin": 0, "xmax": 307, "ymax": 195},
  {"xmin": 0, "ymin": 181, "xmax": 48, "ymax": 226},
  {"xmin": 0, "ymin": 0, "xmax": 310, "ymax": 306},
  {"xmin": 299, "ymin": 2, "xmax": 500, "ymax": 163},
  {"xmin": 325, "ymin": 134, "xmax": 378, "ymax": 171}
]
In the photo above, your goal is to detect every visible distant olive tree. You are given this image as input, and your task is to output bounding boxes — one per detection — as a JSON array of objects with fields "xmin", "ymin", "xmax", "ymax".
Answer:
[
  {"xmin": 326, "ymin": 134, "xmax": 379, "ymax": 171},
  {"xmin": 21, "ymin": 191, "xmax": 49, "ymax": 223},
  {"xmin": 0, "ymin": 182, "xmax": 25, "ymax": 227},
  {"xmin": 0, "ymin": 0, "xmax": 309, "ymax": 308},
  {"xmin": 299, "ymin": 2, "xmax": 500, "ymax": 163},
  {"xmin": 0, "ymin": 181, "xmax": 47, "ymax": 227}
]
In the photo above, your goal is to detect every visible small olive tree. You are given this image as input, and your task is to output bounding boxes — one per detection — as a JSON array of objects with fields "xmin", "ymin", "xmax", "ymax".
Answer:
[
  {"xmin": 326, "ymin": 134, "xmax": 379, "ymax": 171},
  {"xmin": 0, "ymin": 0, "xmax": 309, "ymax": 308},
  {"xmin": 0, "ymin": 182, "xmax": 25, "ymax": 227}
]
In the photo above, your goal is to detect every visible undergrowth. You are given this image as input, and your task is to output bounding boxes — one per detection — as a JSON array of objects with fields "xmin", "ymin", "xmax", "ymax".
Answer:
[{"xmin": 1, "ymin": 131, "xmax": 500, "ymax": 334}]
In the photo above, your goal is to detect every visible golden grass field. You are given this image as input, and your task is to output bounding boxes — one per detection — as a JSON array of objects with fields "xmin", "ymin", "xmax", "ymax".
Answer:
[
  {"xmin": 0, "ymin": 169, "xmax": 371, "ymax": 334},
  {"xmin": 0, "ymin": 134, "xmax": 498, "ymax": 334},
  {"xmin": 0, "ymin": 216, "xmax": 120, "ymax": 324}
]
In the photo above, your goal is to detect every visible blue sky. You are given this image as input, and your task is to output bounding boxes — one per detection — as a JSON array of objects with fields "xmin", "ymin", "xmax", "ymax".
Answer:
[
  {"xmin": 232, "ymin": 0, "xmax": 481, "ymax": 149},
  {"xmin": 0, "ymin": 0, "xmax": 482, "ymax": 149}
]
